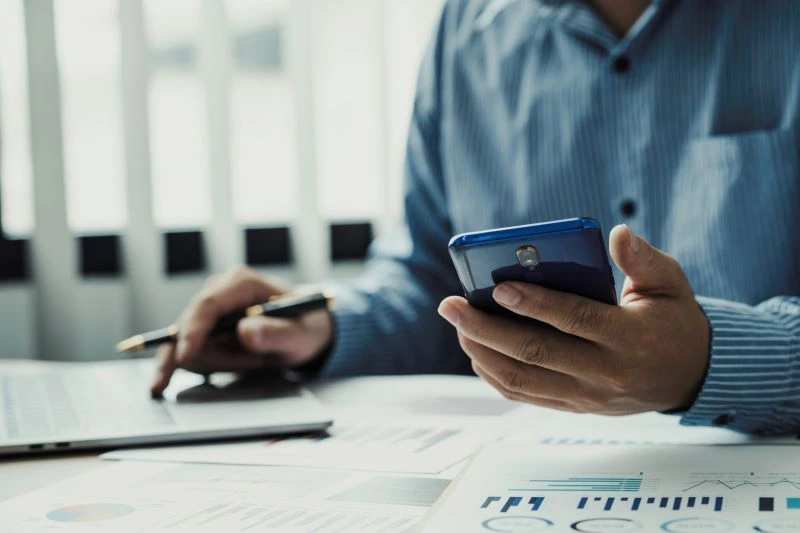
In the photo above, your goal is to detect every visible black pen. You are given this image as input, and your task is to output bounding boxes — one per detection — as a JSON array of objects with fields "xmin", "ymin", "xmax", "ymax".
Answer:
[{"xmin": 116, "ymin": 291, "xmax": 334, "ymax": 353}]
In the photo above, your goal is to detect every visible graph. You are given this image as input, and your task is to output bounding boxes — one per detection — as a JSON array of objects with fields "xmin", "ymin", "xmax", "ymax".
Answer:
[
  {"xmin": 481, "ymin": 496, "xmax": 544, "ymax": 513},
  {"xmin": 46, "ymin": 503, "xmax": 135, "ymax": 523},
  {"xmin": 106, "ymin": 419, "xmax": 481, "ymax": 474},
  {"xmin": 161, "ymin": 500, "xmax": 417, "ymax": 531},
  {"xmin": 511, "ymin": 477, "xmax": 642, "ymax": 492},
  {"xmin": 578, "ymin": 495, "xmax": 724, "ymax": 512},
  {"xmin": 684, "ymin": 478, "xmax": 800, "ymax": 491},
  {"xmin": 265, "ymin": 425, "xmax": 462, "ymax": 455}
]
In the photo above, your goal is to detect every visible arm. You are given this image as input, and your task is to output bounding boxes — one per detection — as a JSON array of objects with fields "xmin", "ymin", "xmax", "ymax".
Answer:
[
  {"xmin": 680, "ymin": 296, "xmax": 800, "ymax": 435},
  {"xmin": 318, "ymin": 6, "xmax": 469, "ymax": 377}
]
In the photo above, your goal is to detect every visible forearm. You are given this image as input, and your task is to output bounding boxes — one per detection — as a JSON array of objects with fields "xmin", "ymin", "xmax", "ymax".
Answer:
[
  {"xmin": 681, "ymin": 295, "xmax": 800, "ymax": 436},
  {"xmin": 319, "ymin": 258, "xmax": 469, "ymax": 378}
]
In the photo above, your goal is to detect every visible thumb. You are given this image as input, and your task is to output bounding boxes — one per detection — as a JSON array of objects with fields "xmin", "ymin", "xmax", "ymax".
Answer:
[
  {"xmin": 237, "ymin": 315, "xmax": 300, "ymax": 355},
  {"xmin": 609, "ymin": 224, "xmax": 687, "ymax": 296}
]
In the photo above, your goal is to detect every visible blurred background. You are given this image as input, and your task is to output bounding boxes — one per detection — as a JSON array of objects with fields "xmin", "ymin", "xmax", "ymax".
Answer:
[{"xmin": 0, "ymin": 0, "xmax": 444, "ymax": 361}]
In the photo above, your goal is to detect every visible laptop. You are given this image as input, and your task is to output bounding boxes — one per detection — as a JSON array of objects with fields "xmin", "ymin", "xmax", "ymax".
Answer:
[{"xmin": 0, "ymin": 358, "xmax": 332, "ymax": 456}]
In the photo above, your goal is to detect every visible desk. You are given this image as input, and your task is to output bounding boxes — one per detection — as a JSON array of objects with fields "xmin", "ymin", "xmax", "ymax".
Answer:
[
  {"xmin": 0, "ymin": 452, "xmax": 102, "ymax": 502},
  {"xmin": 0, "ymin": 373, "xmax": 515, "ymax": 503},
  {"xmin": 0, "ymin": 371, "xmax": 771, "ymax": 508}
]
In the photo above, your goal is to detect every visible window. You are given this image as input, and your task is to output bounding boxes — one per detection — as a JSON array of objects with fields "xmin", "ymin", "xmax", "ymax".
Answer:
[
  {"xmin": 312, "ymin": 0, "xmax": 384, "ymax": 221},
  {"xmin": 54, "ymin": 0, "xmax": 127, "ymax": 233},
  {"xmin": 145, "ymin": 0, "xmax": 211, "ymax": 229},
  {"xmin": 0, "ymin": 0, "xmax": 34, "ymax": 236},
  {"xmin": 228, "ymin": 0, "xmax": 299, "ymax": 225}
]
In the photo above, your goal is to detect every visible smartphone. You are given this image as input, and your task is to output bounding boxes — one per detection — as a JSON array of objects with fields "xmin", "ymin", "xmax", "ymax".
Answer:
[{"xmin": 448, "ymin": 217, "xmax": 617, "ymax": 316}]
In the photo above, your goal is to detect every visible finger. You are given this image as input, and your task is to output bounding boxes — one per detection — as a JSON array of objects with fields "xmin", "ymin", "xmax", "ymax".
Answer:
[
  {"xmin": 150, "ymin": 343, "xmax": 178, "ymax": 398},
  {"xmin": 237, "ymin": 316, "xmax": 312, "ymax": 366},
  {"xmin": 472, "ymin": 362, "xmax": 579, "ymax": 413},
  {"xmin": 459, "ymin": 333, "xmax": 580, "ymax": 401},
  {"xmin": 490, "ymin": 282, "xmax": 624, "ymax": 343},
  {"xmin": 609, "ymin": 224, "xmax": 689, "ymax": 298},
  {"xmin": 177, "ymin": 347, "xmax": 276, "ymax": 375},
  {"xmin": 440, "ymin": 297, "xmax": 603, "ymax": 375},
  {"xmin": 176, "ymin": 267, "xmax": 284, "ymax": 366},
  {"xmin": 238, "ymin": 316, "xmax": 298, "ymax": 353}
]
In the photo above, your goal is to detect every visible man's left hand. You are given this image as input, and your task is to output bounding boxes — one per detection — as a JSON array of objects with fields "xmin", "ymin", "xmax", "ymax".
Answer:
[{"xmin": 438, "ymin": 224, "xmax": 710, "ymax": 415}]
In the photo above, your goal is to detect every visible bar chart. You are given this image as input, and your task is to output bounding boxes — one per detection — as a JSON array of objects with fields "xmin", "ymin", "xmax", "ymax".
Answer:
[
  {"xmin": 511, "ymin": 477, "xmax": 643, "ymax": 492},
  {"xmin": 578, "ymin": 495, "xmax": 724, "ymax": 512}
]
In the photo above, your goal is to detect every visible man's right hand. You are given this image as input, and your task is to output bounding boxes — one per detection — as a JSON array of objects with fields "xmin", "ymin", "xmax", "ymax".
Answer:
[{"xmin": 149, "ymin": 266, "xmax": 334, "ymax": 398}]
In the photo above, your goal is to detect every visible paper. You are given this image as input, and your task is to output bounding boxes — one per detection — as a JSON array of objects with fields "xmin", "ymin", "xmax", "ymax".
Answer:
[
  {"xmin": 104, "ymin": 415, "xmax": 491, "ymax": 474},
  {"xmin": 308, "ymin": 376, "xmax": 796, "ymax": 446},
  {"xmin": 0, "ymin": 460, "xmax": 452, "ymax": 532},
  {"xmin": 308, "ymin": 375, "xmax": 520, "ymax": 418},
  {"xmin": 520, "ymin": 410, "xmax": 798, "ymax": 446},
  {"xmin": 421, "ymin": 440, "xmax": 800, "ymax": 532}
]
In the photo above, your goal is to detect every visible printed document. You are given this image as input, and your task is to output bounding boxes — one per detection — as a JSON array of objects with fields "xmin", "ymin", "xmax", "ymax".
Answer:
[
  {"xmin": 0, "ymin": 460, "xmax": 453, "ymax": 532},
  {"xmin": 421, "ymin": 440, "xmax": 800, "ymax": 532}
]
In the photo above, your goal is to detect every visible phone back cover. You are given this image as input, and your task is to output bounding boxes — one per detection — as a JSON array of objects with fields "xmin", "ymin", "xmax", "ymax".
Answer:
[{"xmin": 450, "ymin": 223, "xmax": 617, "ymax": 316}]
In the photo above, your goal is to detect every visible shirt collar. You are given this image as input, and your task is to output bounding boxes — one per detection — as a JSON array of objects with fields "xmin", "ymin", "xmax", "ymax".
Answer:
[{"xmin": 532, "ymin": 0, "xmax": 680, "ymax": 54}]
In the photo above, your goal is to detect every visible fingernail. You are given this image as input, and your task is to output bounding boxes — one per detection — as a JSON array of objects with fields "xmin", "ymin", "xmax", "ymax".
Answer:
[
  {"xmin": 438, "ymin": 301, "xmax": 461, "ymax": 326},
  {"xmin": 494, "ymin": 284, "xmax": 521, "ymax": 306},
  {"xmin": 624, "ymin": 224, "xmax": 640, "ymax": 254}
]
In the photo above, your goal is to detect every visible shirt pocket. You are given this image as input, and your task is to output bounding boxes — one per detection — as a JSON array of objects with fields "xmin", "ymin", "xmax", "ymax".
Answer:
[{"xmin": 667, "ymin": 128, "xmax": 800, "ymax": 302}]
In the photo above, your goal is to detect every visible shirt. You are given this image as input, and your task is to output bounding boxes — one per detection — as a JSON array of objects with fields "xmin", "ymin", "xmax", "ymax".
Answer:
[{"xmin": 321, "ymin": 0, "xmax": 800, "ymax": 436}]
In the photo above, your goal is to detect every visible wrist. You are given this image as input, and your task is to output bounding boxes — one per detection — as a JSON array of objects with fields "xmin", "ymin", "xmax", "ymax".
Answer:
[{"xmin": 677, "ymin": 301, "xmax": 712, "ymax": 410}]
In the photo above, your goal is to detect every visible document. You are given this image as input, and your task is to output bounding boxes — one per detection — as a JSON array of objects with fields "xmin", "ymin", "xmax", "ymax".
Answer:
[
  {"xmin": 104, "ymin": 414, "xmax": 491, "ymax": 474},
  {"xmin": 421, "ymin": 439, "xmax": 800, "ymax": 532},
  {"xmin": 0, "ymin": 460, "xmax": 452, "ymax": 532},
  {"xmin": 518, "ymin": 409, "xmax": 798, "ymax": 446}
]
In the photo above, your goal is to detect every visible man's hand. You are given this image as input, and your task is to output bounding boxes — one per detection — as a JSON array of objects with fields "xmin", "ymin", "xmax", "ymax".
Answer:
[
  {"xmin": 437, "ymin": 224, "xmax": 710, "ymax": 415},
  {"xmin": 149, "ymin": 266, "xmax": 333, "ymax": 398}
]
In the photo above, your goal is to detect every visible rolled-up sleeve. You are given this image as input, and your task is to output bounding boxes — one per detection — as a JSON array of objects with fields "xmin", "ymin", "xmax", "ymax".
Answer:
[{"xmin": 681, "ymin": 296, "xmax": 800, "ymax": 436}]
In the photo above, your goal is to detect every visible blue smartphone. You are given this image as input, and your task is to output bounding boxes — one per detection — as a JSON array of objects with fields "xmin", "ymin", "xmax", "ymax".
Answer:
[{"xmin": 448, "ymin": 217, "xmax": 617, "ymax": 316}]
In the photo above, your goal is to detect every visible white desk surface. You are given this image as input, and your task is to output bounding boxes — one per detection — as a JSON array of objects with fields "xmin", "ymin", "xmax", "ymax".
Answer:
[
  {"xmin": 0, "ymin": 367, "xmax": 512, "ymax": 503},
  {"xmin": 1, "ymin": 364, "xmax": 779, "ymax": 503}
]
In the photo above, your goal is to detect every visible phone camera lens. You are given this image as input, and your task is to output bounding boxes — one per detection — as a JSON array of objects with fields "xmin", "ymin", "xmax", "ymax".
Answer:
[{"xmin": 516, "ymin": 246, "xmax": 540, "ymax": 269}]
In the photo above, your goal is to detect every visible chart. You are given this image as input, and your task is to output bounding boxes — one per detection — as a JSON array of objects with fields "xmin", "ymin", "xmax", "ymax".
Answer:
[
  {"xmin": 684, "ymin": 476, "xmax": 800, "ymax": 491},
  {"xmin": 511, "ymin": 477, "xmax": 644, "ymax": 492},
  {"xmin": 46, "ymin": 503, "xmax": 135, "ymax": 523},
  {"xmin": 104, "ymin": 416, "xmax": 485, "ymax": 474},
  {"xmin": 0, "ymin": 461, "xmax": 451, "ymax": 532},
  {"xmin": 421, "ymin": 443, "xmax": 800, "ymax": 532}
]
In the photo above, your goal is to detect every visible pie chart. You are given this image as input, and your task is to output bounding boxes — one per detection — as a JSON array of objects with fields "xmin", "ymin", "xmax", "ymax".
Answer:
[{"xmin": 46, "ymin": 503, "xmax": 135, "ymax": 523}]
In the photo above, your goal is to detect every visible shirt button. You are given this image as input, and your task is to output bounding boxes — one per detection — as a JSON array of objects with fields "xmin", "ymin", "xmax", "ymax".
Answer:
[
  {"xmin": 619, "ymin": 199, "xmax": 637, "ymax": 218},
  {"xmin": 612, "ymin": 55, "xmax": 631, "ymax": 74}
]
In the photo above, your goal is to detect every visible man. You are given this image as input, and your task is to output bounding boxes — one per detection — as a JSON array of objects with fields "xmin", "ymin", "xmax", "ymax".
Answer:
[{"xmin": 151, "ymin": 0, "xmax": 800, "ymax": 435}]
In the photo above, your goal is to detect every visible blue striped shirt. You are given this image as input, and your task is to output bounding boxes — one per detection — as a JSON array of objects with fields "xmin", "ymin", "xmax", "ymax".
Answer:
[{"xmin": 322, "ymin": 0, "xmax": 800, "ymax": 435}]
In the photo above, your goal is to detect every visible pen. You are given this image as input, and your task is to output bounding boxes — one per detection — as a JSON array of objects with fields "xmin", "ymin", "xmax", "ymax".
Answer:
[{"xmin": 115, "ymin": 291, "xmax": 334, "ymax": 353}]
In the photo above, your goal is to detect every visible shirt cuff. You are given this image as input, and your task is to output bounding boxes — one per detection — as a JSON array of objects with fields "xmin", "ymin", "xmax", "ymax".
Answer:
[{"xmin": 679, "ymin": 296, "xmax": 788, "ymax": 434}]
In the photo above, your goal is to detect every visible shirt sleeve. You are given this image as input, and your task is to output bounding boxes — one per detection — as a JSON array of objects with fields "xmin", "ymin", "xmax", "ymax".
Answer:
[
  {"xmin": 680, "ymin": 295, "xmax": 800, "ymax": 436},
  {"xmin": 315, "ymin": 5, "xmax": 471, "ymax": 378}
]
